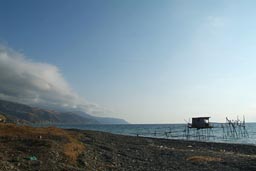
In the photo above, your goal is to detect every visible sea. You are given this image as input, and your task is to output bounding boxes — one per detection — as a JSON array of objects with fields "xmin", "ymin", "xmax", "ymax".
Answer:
[{"xmin": 52, "ymin": 123, "xmax": 256, "ymax": 145}]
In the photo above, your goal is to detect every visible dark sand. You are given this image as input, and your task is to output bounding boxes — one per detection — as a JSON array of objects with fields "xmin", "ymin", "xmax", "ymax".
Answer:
[{"xmin": 1, "ymin": 124, "xmax": 256, "ymax": 171}]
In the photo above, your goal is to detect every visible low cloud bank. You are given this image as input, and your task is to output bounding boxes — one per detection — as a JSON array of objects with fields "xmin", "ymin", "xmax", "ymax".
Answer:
[{"xmin": 0, "ymin": 45, "xmax": 106, "ymax": 115}]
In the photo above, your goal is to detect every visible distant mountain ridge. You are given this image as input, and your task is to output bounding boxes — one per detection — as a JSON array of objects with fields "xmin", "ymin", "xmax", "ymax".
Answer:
[
  {"xmin": 70, "ymin": 111, "xmax": 129, "ymax": 124},
  {"xmin": 0, "ymin": 99, "xmax": 129, "ymax": 124}
]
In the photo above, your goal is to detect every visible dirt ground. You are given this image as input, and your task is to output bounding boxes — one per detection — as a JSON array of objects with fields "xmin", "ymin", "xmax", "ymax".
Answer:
[{"xmin": 1, "ymin": 124, "xmax": 256, "ymax": 171}]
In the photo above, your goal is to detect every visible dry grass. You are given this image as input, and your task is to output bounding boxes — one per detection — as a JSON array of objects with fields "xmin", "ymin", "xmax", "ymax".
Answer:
[
  {"xmin": 63, "ymin": 142, "xmax": 85, "ymax": 162},
  {"xmin": 0, "ymin": 123, "xmax": 85, "ymax": 163},
  {"xmin": 186, "ymin": 155, "xmax": 222, "ymax": 162}
]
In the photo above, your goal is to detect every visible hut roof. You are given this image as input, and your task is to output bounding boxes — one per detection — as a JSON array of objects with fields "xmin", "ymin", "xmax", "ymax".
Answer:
[{"xmin": 192, "ymin": 117, "xmax": 210, "ymax": 119}]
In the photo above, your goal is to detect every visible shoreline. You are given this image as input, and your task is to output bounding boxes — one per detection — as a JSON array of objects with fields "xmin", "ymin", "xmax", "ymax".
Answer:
[
  {"xmin": 52, "ymin": 123, "xmax": 254, "ymax": 146},
  {"xmin": 1, "ymin": 123, "xmax": 256, "ymax": 171}
]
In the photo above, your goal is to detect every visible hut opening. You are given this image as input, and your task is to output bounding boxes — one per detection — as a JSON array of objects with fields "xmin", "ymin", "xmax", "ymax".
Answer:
[{"xmin": 190, "ymin": 117, "xmax": 211, "ymax": 129}]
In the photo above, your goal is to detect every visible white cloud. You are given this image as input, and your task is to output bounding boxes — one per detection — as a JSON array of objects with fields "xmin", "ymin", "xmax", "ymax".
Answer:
[{"xmin": 0, "ymin": 45, "xmax": 108, "ymax": 116}]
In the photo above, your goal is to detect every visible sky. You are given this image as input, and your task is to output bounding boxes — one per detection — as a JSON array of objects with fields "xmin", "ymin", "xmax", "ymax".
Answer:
[{"xmin": 1, "ymin": 0, "xmax": 256, "ymax": 123}]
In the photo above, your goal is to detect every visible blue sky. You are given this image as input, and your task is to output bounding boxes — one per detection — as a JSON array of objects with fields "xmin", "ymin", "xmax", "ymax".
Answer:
[{"xmin": 1, "ymin": 0, "xmax": 256, "ymax": 123}]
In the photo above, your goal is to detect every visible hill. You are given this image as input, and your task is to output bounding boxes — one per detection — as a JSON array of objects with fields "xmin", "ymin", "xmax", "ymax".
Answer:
[
  {"xmin": 70, "ymin": 111, "xmax": 129, "ymax": 124},
  {"xmin": 0, "ymin": 99, "xmax": 128, "ymax": 124}
]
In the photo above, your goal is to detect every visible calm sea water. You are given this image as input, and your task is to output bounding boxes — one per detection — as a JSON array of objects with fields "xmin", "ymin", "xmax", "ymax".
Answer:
[{"xmin": 52, "ymin": 123, "xmax": 256, "ymax": 145}]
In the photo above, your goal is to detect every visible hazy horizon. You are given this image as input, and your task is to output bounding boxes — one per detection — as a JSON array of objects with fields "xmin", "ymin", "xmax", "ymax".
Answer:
[{"xmin": 1, "ymin": 0, "xmax": 256, "ymax": 124}]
